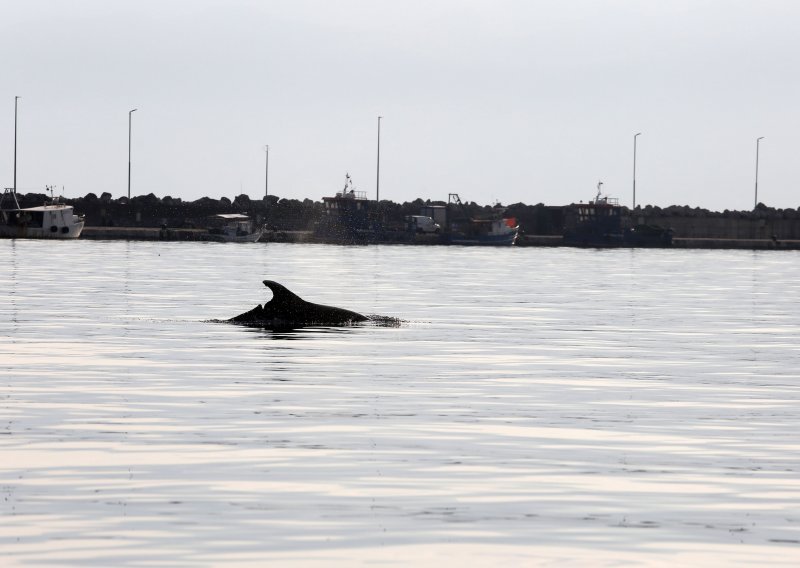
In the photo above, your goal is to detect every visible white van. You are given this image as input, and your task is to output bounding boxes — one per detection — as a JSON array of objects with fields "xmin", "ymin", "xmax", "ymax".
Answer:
[{"xmin": 406, "ymin": 215, "xmax": 441, "ymax": 234}]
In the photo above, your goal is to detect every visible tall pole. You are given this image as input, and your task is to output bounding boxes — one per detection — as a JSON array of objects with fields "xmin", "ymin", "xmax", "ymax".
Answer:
[
  {"xmin": 13, "ymin": 96, "xmax": 20, "ymax": 193},
  {"xmin": 128, "ymin": 108, "xmax": 137, "ymax": 200},
  {"xmin": 754, "ymin": 136, "xmax": 764, "ymax": 209},
  {"xmin": 264, "ymin": 144, "xmax": 269, "ymax": 199},
  {"xmin": 376, "ymin": 116, "xmax": 382, "ymax": 202},
  {"xmin": 633, "ymin": 132, "xmax": 641, "ymax": 210}
]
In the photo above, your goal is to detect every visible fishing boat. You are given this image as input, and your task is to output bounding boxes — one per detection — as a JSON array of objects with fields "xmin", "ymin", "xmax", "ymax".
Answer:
[
  {"xmin": 0, "ymin": 187, "xmax": 85, "ymax": 239},
  {"xmin": 314, "ymin": 173, "xmax": 385, "ymax": 244},
  {"xmin": 0, "ymin": 98, "xmax": 85, "ymax": 239},
  {"xmin": 206, "ymin": 213, "xmax": 265, "ymax": 243},
  {"xmin": 448, "ymin": 217, "xmax": 519, "ymax": 246},
  {"xmin": 562, "ymin": 182, "xmax": 672, "ymax": 247},
  {"xmin": 446, "ymin": 193, "xmax": 518, "ymax": 246}
]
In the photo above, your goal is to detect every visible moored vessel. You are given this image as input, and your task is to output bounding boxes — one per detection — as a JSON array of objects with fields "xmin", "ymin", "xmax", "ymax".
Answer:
[
  {"xmin": 446, "ymin": 193, "xmax": 518, "ymax": 246},
  {"xmin": 1, "ymin": 97, "xmax": 85, "ymax": 239},
  {"xmin": 206, "ymin": 213, "xmax": 265, "ymax": 243},
  {"xmin": 314, "ymin": 174, "xmax": 386, "ymax": 244},
  {"xmin": 562, "ymin": 182, "xmax": 672, "ymax": 247},
  {"xmin": 1, "ymin": 187, "xmax": 85, "ymax": 239}
]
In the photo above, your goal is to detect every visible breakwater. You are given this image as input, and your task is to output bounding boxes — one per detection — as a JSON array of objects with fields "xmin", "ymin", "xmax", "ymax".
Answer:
[{"xmin": 16, "ymin": 191, "xmax": 800, "ymax": 247}]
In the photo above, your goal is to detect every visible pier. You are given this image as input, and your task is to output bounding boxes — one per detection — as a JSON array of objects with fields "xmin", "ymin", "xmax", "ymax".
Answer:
[{"xmin": 78, "ymin": 226, "xmax": 800, "ymax": 250}]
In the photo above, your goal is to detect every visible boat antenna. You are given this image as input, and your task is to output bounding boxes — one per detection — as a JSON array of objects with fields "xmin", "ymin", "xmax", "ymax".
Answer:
[{"xmin": 595, "ymin": 181, "xmax": 603, "ymax": 202}]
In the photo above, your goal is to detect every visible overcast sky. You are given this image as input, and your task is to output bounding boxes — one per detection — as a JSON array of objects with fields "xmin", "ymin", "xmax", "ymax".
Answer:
[{"xmin": 2, "ymin": 0, "xmax": 798, "ymax": 210}]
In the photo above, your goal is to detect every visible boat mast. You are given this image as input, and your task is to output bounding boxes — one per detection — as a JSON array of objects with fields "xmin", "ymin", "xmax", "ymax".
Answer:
[{"xmin": 2, "ymin": 96, "xmax": 22, "ymax": 210}]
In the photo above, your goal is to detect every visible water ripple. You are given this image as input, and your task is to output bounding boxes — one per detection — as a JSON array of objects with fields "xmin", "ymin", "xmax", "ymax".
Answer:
[{"xmin": 1, "ymin": 241, "xmax": 799, "ymax": 566}]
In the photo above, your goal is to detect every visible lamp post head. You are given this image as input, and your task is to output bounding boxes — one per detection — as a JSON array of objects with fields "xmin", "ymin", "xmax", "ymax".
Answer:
[
  {"xmin": 757, "ymin": 136, "xmax": 764, "ymax": 142},
  {"xmin": 635, "ymin": 132, "xmax": 642, "ymax": 137},
  {"xmin": 130, "ymin": 108, "xmax": 137, "ymax": 115}
]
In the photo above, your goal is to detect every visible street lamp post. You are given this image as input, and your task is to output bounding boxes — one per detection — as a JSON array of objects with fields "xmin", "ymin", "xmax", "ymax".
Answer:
[
  {"xmin": 128, "ymin": 108, "xmax": 137, "ymax": 200},
  {"xmin": 376, "ymin": 116, "xmax": 382, "ymax": 202},
  {"xmin": 754, "ymin": 136, "xmax": 765, "ymax": 209},
  {"xmin": 13, "ymin": 96, "xmax": 20, "ymax": 193},
  {"xmin": 264, "ymin": 144, "xmax": 269, "ymax": 199},
  {"xmin": 633, "ymin": 132, "xmax": 641, "ymax": 210}
]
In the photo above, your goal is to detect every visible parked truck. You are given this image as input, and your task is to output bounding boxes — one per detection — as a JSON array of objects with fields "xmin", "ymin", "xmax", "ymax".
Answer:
[{"xmin": 406, "ymin": 215, "xmax": 441, "ymax": 234}]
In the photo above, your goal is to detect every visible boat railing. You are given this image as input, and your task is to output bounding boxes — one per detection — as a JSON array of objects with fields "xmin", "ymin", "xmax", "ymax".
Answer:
[
  {"xmin": 591, "ymin": 196, "xmax": 619, "ymax": 206},
  {"xmin": 334, "ymin": 190, "xmax": 368, "ymax": 200}
]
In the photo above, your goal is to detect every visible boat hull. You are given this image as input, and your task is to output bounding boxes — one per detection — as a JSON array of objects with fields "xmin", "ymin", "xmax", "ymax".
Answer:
[
  {"xmin": 448, "ymin": 234, "xmax": 517, "ymax": 246},
  {"xmin": 448, "ymin": 227, "xmax": 518, "ymax": 246},
  {"xmin": 206, "ymin": 229, "xmax": 264, "ymax": 243},
  {"xmin": 0, "ymin": 222, "xmax": 84, "ymax": 239}
]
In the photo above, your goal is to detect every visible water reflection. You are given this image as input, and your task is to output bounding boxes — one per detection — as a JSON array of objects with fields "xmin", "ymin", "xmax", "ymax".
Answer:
[
  {"xmin": 7, "ymin": 239, "xmax": 18, "ymax": 327},
  {"xmin": 245, "ymin": 325, "xmax": 360, "ymax": 340}
]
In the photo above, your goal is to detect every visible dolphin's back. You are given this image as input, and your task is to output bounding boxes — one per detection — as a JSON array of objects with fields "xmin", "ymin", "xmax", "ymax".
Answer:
[{"xmin": 228, "ymin": 280, "xmax": 368, "ymax": 327}]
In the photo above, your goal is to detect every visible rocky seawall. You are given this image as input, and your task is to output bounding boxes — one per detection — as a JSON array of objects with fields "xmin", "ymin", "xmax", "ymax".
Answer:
[{"xmin": 13, "ymin": 191, "xmax": 800, "ymax": 246}]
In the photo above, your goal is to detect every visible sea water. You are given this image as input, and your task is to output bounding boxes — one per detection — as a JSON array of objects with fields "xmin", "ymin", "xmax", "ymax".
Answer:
[{"xmin": 1, "ymin": 240, "xmax": 799, "ymax": 566}]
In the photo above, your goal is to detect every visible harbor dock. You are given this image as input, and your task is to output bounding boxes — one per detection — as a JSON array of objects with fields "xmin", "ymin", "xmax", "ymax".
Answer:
[{"xmin": 79, "ymin": 226, "xmax": 800, "ymax": 250}]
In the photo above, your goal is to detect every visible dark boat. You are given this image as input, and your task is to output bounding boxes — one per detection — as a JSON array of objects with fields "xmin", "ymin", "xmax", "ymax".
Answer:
[
  {"xmin": 313, "ymin": 174, "xmax": 386, "ymax": 244},
  {"xmin": 562, "ymin": 182, "xmax": 672, "ymax": 247}
]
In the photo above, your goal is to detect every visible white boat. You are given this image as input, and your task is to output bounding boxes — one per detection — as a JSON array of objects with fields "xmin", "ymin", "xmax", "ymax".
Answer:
[
  {"xmin": 206, "ymin": 213, "xmax": 265, "ymax": 243},
  {"xmin": 0, "ymin": 188, "xmax": 85, "ymax": 239},
  {"xmin": 1, "ymin": 100, "xmax": 84, "ymax": 239}
]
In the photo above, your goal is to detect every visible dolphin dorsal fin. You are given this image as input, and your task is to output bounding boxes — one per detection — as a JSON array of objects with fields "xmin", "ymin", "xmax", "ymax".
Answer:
[{"xmin": 262, "ymin": 280, "xmax": 304, "ymax": 304}]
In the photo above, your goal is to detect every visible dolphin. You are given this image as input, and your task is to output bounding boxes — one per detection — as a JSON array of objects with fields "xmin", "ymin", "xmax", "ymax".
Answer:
[{"xmin": 230, "ymin": 280, "xmax": 369, "ymax": 329}]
